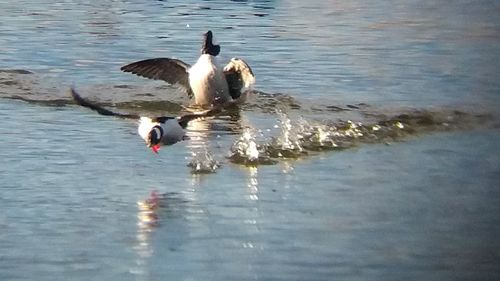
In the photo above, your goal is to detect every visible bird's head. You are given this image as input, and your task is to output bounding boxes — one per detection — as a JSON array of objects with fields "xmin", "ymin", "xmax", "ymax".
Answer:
[
  {"xmin": 147, "ymin": 125, "xmax": 164, "ymax": 153},
  {"xmin": 201, "ymin": 30, "xmax": 220, "ymax": 56}
]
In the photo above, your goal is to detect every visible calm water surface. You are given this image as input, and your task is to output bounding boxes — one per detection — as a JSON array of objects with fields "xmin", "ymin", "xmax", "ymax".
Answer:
[{"xmin": 1, "ymin": 1, "xmax": 500, "ymax": 280}]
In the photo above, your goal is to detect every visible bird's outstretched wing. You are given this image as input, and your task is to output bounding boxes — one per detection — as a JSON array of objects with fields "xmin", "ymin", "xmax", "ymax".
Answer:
[
  {"xmin": 70, "ymin": 87, "xmax": 139, "ymax": 119},
  {"xmin": 70, "ymin": 87, "xmax": 221, "ymax": 128},
  {"xmin": 223, "ymin": 58, "xmax": 255, "ymax": 99},
  {"xmin": 121, "ymin": 58, "xmax": 193, "ymax": 97}
]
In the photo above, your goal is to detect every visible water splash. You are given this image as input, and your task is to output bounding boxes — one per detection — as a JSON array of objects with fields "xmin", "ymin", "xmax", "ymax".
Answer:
[
  {"xmin": 187, "ymin": 149, "xmax": 220, "ymax": 174},
  {"xmin": 229, "ymin": 109, "xmax": 493, "ymax": 166},
  {"xmin": 228, "ymin": 110, "xmax": 375, "ymax": 165},
  {"xmin": 229, "ymin": 127, "xmax": 277, "ymax": 165},
  {"xmin": 267, "ymin": 109, "xmax": 305, "ymax": 158}
]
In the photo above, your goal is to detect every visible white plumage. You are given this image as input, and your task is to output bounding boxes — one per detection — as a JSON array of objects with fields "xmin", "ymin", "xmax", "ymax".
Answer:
[
  {"xmin": 137, "ymin": 117, "xmax": 186, "ymax": 146},
  {"xmin": 188, "ymin": 54, "xmax": 230, "ymax": 106}
]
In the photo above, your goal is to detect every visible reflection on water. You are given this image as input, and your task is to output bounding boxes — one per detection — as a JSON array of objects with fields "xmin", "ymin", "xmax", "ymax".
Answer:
[
  {"xmin": 133, "ymin": 190, "xmax": 198, "ymax": 278},
  {"xmin": 185, "ymin": 118, "xmax": 221, "ymax": 174},
  {"xmin": 246, "ymin": 166, "xmax": 259, "ymax": 201},
  {"xmin": 137, "ymin": 191, "xmax": 161, "ymax": 228},
  {"xmin": 280, "ymin": 160, "xmax": 295, "ymax": 175},
  {"xmin": 134, "ymin": 190, "xmax": 160, "ymax": 274}
]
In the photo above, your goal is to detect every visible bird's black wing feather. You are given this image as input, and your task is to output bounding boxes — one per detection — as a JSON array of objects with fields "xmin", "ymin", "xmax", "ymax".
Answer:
[
  {"xmin": 151, "ymin": 108, "xmax": 222, "ymax": 128},
  {"xmin": 121, "ymin": 58, "xmax": 193, "ymax": 98},
  {"xmin": 70, "ymin": 87, "xmax": 139, "ymax": 119},
  {"xmin": 152, "ymin": 116, "xmax": 176, "ymax": 123}
]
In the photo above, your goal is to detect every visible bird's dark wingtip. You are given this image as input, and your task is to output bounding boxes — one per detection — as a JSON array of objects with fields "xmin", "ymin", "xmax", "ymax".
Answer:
[
  {"xmin": 120, "ymin": 63, "xmax": 133, "ymax": 72},
  {"xmin": 120, "ymin": 63, "xmax": 133, "ymax": 73},
  {"xmin": 69, "ymin": 87, "xmax": 139, "ymax": 119},
  {"xmin": 70, "ymin": 87, "xmax": 86, "ymax": 106}
]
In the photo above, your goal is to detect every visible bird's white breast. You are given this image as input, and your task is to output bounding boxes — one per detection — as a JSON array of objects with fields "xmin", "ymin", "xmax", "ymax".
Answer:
[
  {"xmin": 138, "ymin": 117, "xmax": 156, "ymax": 141},
  {"xmin": 188, "ymin": 54, "xmax": 229, "ymax": 105}
]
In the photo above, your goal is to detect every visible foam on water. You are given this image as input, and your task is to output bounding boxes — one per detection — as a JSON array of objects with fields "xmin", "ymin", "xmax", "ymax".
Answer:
[
  {"xmin": 229, "ymin": 126, "xmax": 277, "ymax": 166},
  {"xmin": 187, "ymin": 150, "xmax": 220, "ymax": 174},
  {"xmin": 228, "ymin": 107, "xmax": 496, "ymax": 165}
]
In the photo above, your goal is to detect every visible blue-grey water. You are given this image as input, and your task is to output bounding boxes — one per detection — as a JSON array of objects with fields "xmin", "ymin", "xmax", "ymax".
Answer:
[{"xmin": 1, "ymin": 1, "xmax": 500, "ymax": 280}]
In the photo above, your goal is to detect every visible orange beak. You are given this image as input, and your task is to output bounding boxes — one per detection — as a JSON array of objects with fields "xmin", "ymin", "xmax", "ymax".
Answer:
[{"xmin": 151, "ymin": 144, "xmax": 161, "ymax": 154}]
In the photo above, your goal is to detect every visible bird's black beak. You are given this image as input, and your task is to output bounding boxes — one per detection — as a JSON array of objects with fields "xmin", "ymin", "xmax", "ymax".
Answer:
[{"xmin": 201, "ymin": 30, "xmax": 220, "ymax": 56}]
